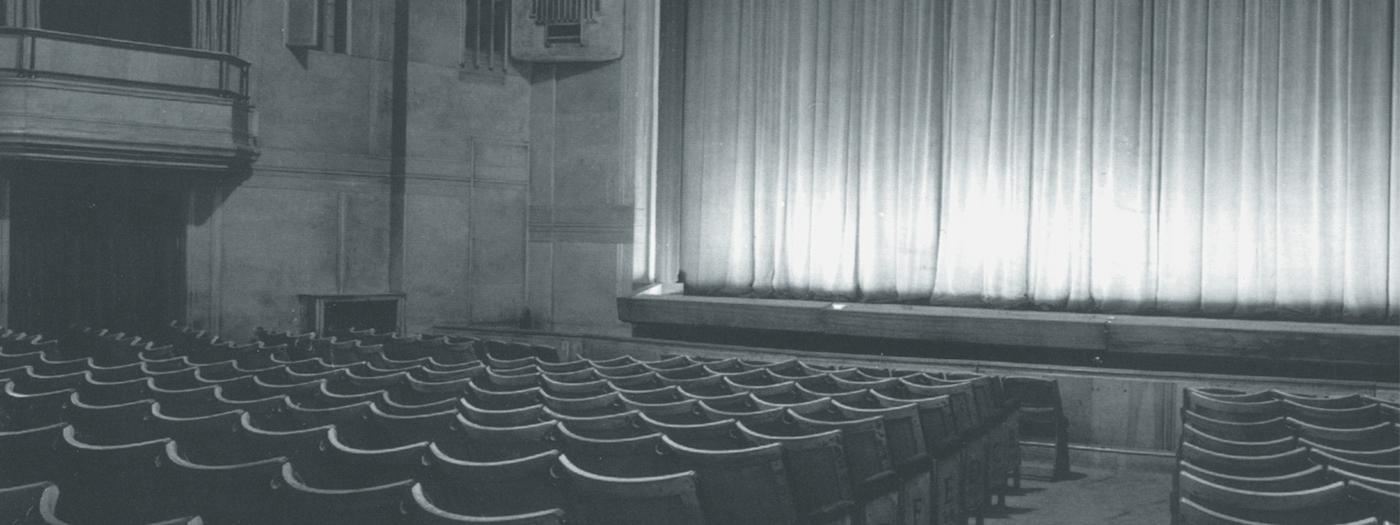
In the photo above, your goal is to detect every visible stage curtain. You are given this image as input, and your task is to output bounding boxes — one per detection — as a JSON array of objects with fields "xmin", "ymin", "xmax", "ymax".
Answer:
[{"xmin": 679, "ymin": 0, "xmax": 1398, "ymax": 322}]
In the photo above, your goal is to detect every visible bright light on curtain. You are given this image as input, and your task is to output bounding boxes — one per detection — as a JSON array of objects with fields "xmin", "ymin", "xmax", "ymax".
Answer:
[{"xmin": 679, "ymin": 0, "xmax": 1398, "ymax": 323}]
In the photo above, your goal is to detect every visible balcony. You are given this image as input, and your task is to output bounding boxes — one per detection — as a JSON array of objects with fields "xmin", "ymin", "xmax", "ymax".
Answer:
[{"xmin": 0, "ymin": 27, "xmax": 256, "ymax": 169}]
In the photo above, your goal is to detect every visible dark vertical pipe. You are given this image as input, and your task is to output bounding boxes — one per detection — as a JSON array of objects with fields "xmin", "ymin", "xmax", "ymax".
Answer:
[{"xmin": 388, "ymin": 0, "xmax": 409, "ymax": 291}]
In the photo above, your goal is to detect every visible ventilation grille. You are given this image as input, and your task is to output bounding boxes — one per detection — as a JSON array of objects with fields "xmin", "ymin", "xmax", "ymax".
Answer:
[{"xmin": 528, "ymin": 0, "xmax": 601, "ymax": 25}]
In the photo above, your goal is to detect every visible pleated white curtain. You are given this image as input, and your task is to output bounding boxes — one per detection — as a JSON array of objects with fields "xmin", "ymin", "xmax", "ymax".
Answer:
[{"xmin": 680, "ymin": 0, "xmax": 1399, "ymax": 322}]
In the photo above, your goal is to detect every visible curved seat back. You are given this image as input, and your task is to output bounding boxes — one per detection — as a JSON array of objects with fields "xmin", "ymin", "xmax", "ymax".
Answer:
[
  {"xmin": 663, "ymin": 434, "xmax": 797, "ymax": 525},
  {"xmin": 737, "ymin": 419, "xmax": 854, "ymax": 523},
  {"xmin": 557, "ymin": 453, "xmax": 705, "ymax": 525},
  {"xmin": 276, "ymin": 462, "xmax": 415, "ymax": 525},
  {"xmin": 425, "ymin": 446, "xmax": 566, "ymax": 516}
]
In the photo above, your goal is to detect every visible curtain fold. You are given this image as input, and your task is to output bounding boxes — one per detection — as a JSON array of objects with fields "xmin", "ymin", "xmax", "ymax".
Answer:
[{"xmin": 681, "ymin": 0, "xmax": 1398, "ymax": 322}]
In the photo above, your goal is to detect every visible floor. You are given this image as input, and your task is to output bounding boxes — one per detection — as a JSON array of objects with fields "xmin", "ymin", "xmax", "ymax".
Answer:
[{"xmin": 981, "ymin": 461, "xmax": 1173, "ymax": 525}]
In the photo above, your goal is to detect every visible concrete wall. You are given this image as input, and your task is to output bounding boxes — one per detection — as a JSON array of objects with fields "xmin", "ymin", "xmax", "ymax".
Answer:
[
  {"xmin": 193, "ymin": 0, "xmax": 532, "ymax": 338},
  {"xmin": 526, "ymin": 0, "xmax": 655, "ymax": 336}
]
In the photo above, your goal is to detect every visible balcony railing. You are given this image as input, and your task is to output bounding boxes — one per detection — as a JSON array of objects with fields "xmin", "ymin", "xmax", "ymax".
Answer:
[{"xmin": 0, "ymin": 26, "xmax": 249, "ymax": 98}]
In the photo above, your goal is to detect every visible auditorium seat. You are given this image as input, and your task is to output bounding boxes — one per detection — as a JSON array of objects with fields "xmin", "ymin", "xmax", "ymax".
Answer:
[
  {"xmin": 162, "ymin": 440, "xmax": 286, "ymax": 523},
  {"xmin": 324, "ymin": 368, "xmax": 409, "ymax": 396},
  {"xmin": 1186, "ymin": 389, "xmax": 1287, "ymax": 423},
  {"xmin": 736, "ymin": 418, "xmax": 855, "ymax": 525},
  {"xmin": 290, "ymin": 426, "xmax": 429, "ymax": 489},
  {"xmin": 556, "ymin": 453, "xmax": 705, "ymax": 525},
  {"xmin": 246, "ymin": 398, "xmax": 372, "ymax": 431},
  {"xmin": 335, "ymin": 404, "xmax": 457, "ymax": 450},
  {"xmin": 594, "ymin": 361, "xmax": 649, "ymax": 378},
  {"xmin": 1179, "ymin": 460, "xmax": 1330, "ymax": 492},
  {"xmin": 701, "ymin": 358, "xmax": 760, "ymax": 376},
  {"xmin": 678, "ymin": 375, "xmax": 740, "ymax": 400},
  {"xmin": 655, "ymin": 363, "xmax": 715, "ymax": 387},
  {"xmin": 1301, "ymin": 439, "xmax": 1400, "ymax": 465},
  {"xmin": 788, "ymin": 399, "xmax": 902, "ymax": 525},
  {"xmin": 66, "ymin": 394, "xmax": 158, "ymax": 445},
  {"xmin": 1182, "ymin": 410, "xmax": 1292, "ymax": 441},
  {"xmin": 487, "ymin": 354, "xmax": 536, "ymax": 370},
  {"xmin": 0, "ymin": 423, "xmax": 68, "ymax": 486},
  {"xmin": 1, "ymin": 380, "xmax": 72, "ymax": 431},
  {"xmin": 442, "ymin": 416, "xmax": 557, "ymax": 462},
  {"xmin": 410, "ymin": 483, "xmax": 567, "ymax": 525},
  {"xmin": 762, "ymin": 360, "xmax": 824, "ymax": 380},
  {"xmin": 142, "ymin": 355, "xmax": 192, "ymax": 374},
  {"xmin": 1289, "ymin": 419, "xmax": 1399, "ymax": 450},
  {"xmin": 234, "ymin": 413, "xmax": 329, "ymax": 463},
  {"xmin": 296, "ymin": 381, "xmax": 381, "ymax": 409},
  {"xmin": 211, "ymin": 385, "xmax": 284, "ymax": 416},
  {"xmin": 870, "ymin": 384, "xmax": 965, "ymax": 524},
  {"xmin": 1182, "ymin": 422, "xmax": 1299, "ymax": 456},
  {"xmin": 794, "ymin": 374, "xmax": 868, "ymax": 399},
  {"xmin": 585, "ymin": 356, "xmax": 634, "ymax": 368},
  {"xmin": 276, "ymin": 462, "xmax": 415, "ymax": 525},
  {"xmin": 410, "ymin": 363, "xmax": 484, "ymax": 383},
  {"xmin": 483, "ymin": 367, "xmax": 542, "ymax": 390},
  {"xmin": 541, "ymin": 367, "xmax": 600, "ymax": 384},
  {"xmin": 149, "ymin": 405, "xmax": 245, "ymax": 464},
  {"xmin": 382, "ymin": 375, "xmax": 472, "ymax": 407},
  {"xmin": 1310, "ymin": 449, "xmax": 1400, "ymax": 482},
  {"xmin": 1272, "ymin": 390, "xmax": 1371, "ymax": 408},
  {"xmin": 1177, "ymin": 470, "xmax": 1376, "ymax": 525},
  {"xmin": 554, "ymin": 411, "xmax": 647, "ymax": 440},
  {"xmin": 644, "ymin": 355, "xmax": 696, "ymax": 372},
  {"xmin": 607, "ymin": 371, "xmax": 666, "ymax": 393},
  {"xmin": 618, "ymin": 384, "xmax": 685, "ymax": 404},
  {"xmin": 1329, "ymin": 466, "xmax": 1400, "ymax": 493},
  {"xmin": 745, "ymin": 382, "xmax": 816, "ymax": 408},
  {"xmin": 7, "ymin": 369, "xmax": 86, "ymax": 396},
  {"xmin": 1287, "ymin": 401, "xmax": 1388, "ymax": 429},
  {"xmin": 0, "ymin": 481, "xmax": 63, "ymax": 525},
  {"xmin": 79, "ymin": 373, "xmax": 152, "ymax": 405},
  {"xmin": 833, "ymin": 397, "xmax": 934, "ymax": 522},
  {"xmin": 147, "ymin": 365, "xmax": 205, "ymax": 391},
  {"xmin": 58, "ymin": 426, "xmax": 188, "ymax": 524},
  {"xmin": 420, "ymin": 446, "xmax": 566, "ymax": 519},
  {"xmin": 637, "ymin": 412, "xmax": 734, "ymax": 442},
  {"xmin": 540, "ymin": 374, "xmax": 612, "ymax": 399},
  {"xmin": 142, "ymin": 372, "xmax": 210, "ymax": 406},
  {"xmin": 86, "ymin": 360, "xmax": 145, "ymax": 383},
  {"xmin": 464, "ymin": 382, "xmax": 541, "ymax": 410},
  {"xmin": 1347, "ymin": 481, "xmax": 1400, "ymax": 524},
  {"xmin": 457, "ymin": 397, "xmax": 546, "ymax": 427},
  {"xmin": 662, "ymin": 432, "xmax": 798, "ymax": 525},
  {"xmin": 556, "ymin": 421, "xmax": 672, "ymax": 477},
  {"xmin": 380, "ymin": 395, "xmax": 460, "ymax": 417},
  {"xmin": 1177, "ymin": 443, "xmax": 1314, "ymax": 477},
  {"xmin": 626, "ymin": 397, "xmax": 710, "ymax": 426},
  {"xmin": 536, "ymin": 359, "xmax": 590, "ymax": 374},
  {"xmin": 901, "ymin": 377, "xmax": 991, "ymax": 518},
  {"xmin": 696, "ymin": 394, "xmax": 783, "ymax": 425},
  {"xmin": 539, "ymin": 390, "xmax": 626, "ymax": 418},
  {"xmin": 722, "ymin": 369, "xmax": 787, "ymax": 391}
]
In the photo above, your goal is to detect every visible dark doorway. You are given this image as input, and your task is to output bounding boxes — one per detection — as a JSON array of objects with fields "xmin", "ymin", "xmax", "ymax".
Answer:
[{"xmin": 9, "ymin": 162, "xmax": 187, "ymax": 335}]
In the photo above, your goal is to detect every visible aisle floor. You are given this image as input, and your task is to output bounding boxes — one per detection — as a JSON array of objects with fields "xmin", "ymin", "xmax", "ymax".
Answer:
[{"xmin": 981, "ymin": 462, "xmax": 1172, "ymax": 525}]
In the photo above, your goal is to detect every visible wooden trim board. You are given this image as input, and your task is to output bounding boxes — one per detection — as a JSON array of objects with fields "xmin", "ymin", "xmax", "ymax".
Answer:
[{"xmin": 617, "ymin": 292, "xmax": 1400, "ymax": 369}]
